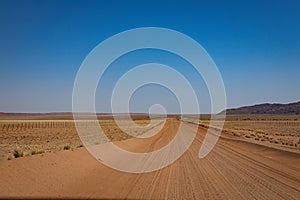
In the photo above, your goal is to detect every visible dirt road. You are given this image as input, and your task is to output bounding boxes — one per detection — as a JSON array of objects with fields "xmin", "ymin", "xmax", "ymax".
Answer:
[{"xmin": 0, "ymin": 119, "xmax": 299, "ymax": 199}]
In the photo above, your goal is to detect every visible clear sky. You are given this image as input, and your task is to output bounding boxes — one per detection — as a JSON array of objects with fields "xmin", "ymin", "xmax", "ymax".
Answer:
[{"xmin": 0, "ymin": 0, "xmax": 299, "ymax": 113}]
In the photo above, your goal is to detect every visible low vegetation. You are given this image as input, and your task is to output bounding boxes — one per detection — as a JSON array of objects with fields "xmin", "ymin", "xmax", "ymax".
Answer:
[
  {"xmin": 31, "ymin": 149, "xmax": 45, "ymax": 155},
  {"xmin": 78, "ymin": 144, "xmax": 84, "ymax": 148},
  {"xmin": 13, "ymin": 149, "xmax": 23, "ymax": 158},
  {"xmin": 63, "ymin": 144, "xmax": 71, "ymax": 150},
  {"xmin": 183, "ymin": 115, "xmax": 300, "ymax": 149},
  {"xmin": 1, "ymin": 117, "xmax": 299, "ymax": 161}
]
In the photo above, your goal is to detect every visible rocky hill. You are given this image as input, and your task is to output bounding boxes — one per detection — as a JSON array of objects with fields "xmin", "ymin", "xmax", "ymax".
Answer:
[{"xmin": 223, "ymin": 101, "xmax": 300, "ymax": 115}]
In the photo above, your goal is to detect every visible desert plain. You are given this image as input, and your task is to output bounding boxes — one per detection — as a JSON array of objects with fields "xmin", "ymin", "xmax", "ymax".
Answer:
[{"xmin": 0, "ymin": 114, "xmax": 299, "ymax": 199}]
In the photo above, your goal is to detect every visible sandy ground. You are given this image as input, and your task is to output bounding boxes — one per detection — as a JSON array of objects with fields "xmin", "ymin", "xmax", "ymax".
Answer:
[
  {"xmin": 184, "ymin": 115, "xmax": 300, "ymax": 149},
  {"xmin": 0, "ymin": 119, "xmax": 159, "ymax": 160},
  {"xmin": 0, "ymin": 119, "xmax": 299, "ymax": 199}
]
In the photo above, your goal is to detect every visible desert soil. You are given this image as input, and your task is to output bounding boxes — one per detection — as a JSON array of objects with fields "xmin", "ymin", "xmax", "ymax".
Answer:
[{"xmin": 0, "ymin": 118, "xmax": 299, "ymax": 199}]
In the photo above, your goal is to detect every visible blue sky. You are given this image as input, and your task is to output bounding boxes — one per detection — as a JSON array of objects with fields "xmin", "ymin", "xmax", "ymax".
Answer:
[{"xmin": 0, "ymin": 0, "xmax": 299, "ymax": 113}]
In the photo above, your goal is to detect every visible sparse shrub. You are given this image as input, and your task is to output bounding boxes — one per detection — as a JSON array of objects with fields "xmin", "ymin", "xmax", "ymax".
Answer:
[
  {"xmin": 7, "ymin": 155, "xmax": 13, "ymax": 160},
  {"xmin": 31, "ymin": 149, "xmax": 45, "ymax": 155},
  {"xmin": 31, "ymin": 150, "xmax": 37, "ymax": 155},
  {"xmin": 261, "ymin": 138, "xmax": 265, "ymax": 142},
  {"xmin": 245, "ymin": 135, "xmax": 251, "ymax": 138},
  {"xmin": 13, "ymin": 149, "xmax": 23, "ymax": 158},
  {"xmin": 64, "ymin": 144, "xmax": 71, "ymax": 150},
  {"xmin": 39, "ymin": 149, "xmax": 45, "ymax": 154},
  {"xmin": 78, "ymin": 144, "xmax": 84, "ymax": 148}
]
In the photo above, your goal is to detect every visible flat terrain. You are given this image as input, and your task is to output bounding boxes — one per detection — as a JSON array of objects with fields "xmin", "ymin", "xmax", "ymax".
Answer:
[
  {"xmin": 0, "ymin": 119, "xmax": 158, "ymax": 160},
  {"xmin": 0, "ymin": 118, "xmax": 299, "ymax": 199},
  {"xmin": 184, "ymin": 115, "xmax": 300, "ymax": 152}
]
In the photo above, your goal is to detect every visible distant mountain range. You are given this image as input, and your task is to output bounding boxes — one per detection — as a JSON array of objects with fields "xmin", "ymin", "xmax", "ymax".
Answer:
[{"xmin": 222, "ymin": 101, "xmax": 300, "ymax": 115}]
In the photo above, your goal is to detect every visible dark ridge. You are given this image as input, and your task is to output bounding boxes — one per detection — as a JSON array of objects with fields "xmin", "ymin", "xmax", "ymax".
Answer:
[{"xmin": 221, "ymin": 101, "xmax": 300, "ymax": 115}]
